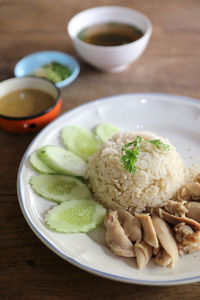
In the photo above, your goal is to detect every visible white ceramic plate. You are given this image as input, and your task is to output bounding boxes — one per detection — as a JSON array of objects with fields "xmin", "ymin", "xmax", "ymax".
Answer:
[{"xmin": 17, "ymin": 93, "xmax": 200, "ymax": 285}]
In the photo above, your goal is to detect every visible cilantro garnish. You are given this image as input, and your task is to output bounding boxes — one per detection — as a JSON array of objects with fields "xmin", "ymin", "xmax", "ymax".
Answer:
[{"xmin": 121, "ymin": 136, "xmax": 170, "ymax": 173}]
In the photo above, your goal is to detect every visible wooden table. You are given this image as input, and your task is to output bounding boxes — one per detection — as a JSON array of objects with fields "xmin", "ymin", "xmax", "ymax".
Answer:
[{"xmin": 1, "ymin": 0, "xmax": 200, "ymax": 299}]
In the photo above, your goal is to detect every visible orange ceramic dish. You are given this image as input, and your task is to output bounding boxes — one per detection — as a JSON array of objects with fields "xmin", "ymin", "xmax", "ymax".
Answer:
[{"xmin": 0, "ymin": 77, "xmax": 62, "ymax": 133}]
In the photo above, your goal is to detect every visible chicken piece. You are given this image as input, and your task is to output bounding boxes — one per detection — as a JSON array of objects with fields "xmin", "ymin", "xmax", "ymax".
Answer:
[
  {"xmin": 178, "ymin": 231, "xmax": 200, "ymax": 255},
  {"xmin": 118, "ymin": 209, "xmax": 142, "ymax": 242},
  {"xmin": 157, "ymin": 208, "xmax": 200, "ymax": 231},
  {"xmin": 154, "ymin": 249, "xmax": 172, "ymax": 267},
  {"xmin": 174, "ymin": 222, "xmax": 193, "ymax": 243},
  {"xmin": 176, "ymin": 185, "xmax": 191, "ymax": 202},
  {"xmin": 176, "ymin": 182, "xmax": 200, "ymax": 202},
  {"xmin": 188, "ymin": 182, "xmax": 200, "ymax": 200},
  {"xmin": 174, "ymin": 223, "xmax": 200, "ymax": 256},
  {"xmin": 135, "ymin": 240, "xmax": 152, "ymax": 269},
  {"xmin": 151, "ymin": 215, "xmax": 178, "ymax": 267},
  {"xmin": 186, "ymin": 201, "xmax": 200, "ymax": 223},
  {"xmin": 164, "ymin": 200, "xmax": 188, "ymax": 217},
  {"xmin": 136, "ymin": 214, "xmax": 159, "ymax": 248},
  {"xmin": 153, "ymin": 244, "xmax": 161, "ymax": 256},
  {"xmin": 195, "ymin": 173, "xmax": 200, "ymax": 184},
  {"xmin": 104, "ymin": 210, "xmax": 135, "ymax": 257}
]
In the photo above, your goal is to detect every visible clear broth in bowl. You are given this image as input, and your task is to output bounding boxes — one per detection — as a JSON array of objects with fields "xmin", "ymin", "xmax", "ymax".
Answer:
[
  {"xmin": 77, "ymin": 22, "xmax": 143, "ymax": 46},
  {"xmin": 0, "ymin": 89, "xmax": 55, "ymax": 118}
]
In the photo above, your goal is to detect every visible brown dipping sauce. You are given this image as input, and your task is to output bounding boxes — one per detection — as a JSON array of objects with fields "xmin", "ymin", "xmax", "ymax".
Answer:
[
  {"xmin": 77, "ymin": 22, "xmax": 143, "ymax": 46},
  {"xmin": 0, "ymin": 89, "xmax": 55, "ymax": 118}
]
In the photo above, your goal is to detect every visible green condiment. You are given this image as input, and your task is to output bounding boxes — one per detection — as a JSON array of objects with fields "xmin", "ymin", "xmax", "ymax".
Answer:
[{"xmin": 34, "ymin": 61, "xmax": 71, "ymax": 83}]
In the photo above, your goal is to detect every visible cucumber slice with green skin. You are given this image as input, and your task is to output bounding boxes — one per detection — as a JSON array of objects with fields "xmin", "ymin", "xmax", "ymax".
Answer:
[
  {"xmin": 30, "ymin": 152, "xmax": 56, "ymax": 174},
  {"xmin": 94, "ymin": 123, "xmax": 120, "ymax": 143},
  {"xmin": 30, "ymin": 174, "xmax": 92, "ymax": 203},
  {"xmin": 37, "ymin": 146, "xmax": 87, "ymax": 177},
  {"xmin": 61, "ymin": 125, "xmax": 99, "ymax": 161},
  {"xmin": 45, "ymin": 199, "xmax": 106, "ymax": 233}
]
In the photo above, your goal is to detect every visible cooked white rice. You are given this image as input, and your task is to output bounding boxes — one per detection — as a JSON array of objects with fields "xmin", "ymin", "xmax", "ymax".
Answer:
[{"xmin": 87, "ymin": 131, "xmax": 185, "ymax": 210}]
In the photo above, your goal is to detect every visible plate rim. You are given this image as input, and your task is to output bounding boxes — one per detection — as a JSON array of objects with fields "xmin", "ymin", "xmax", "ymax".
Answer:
[{"xmin": 17, "ymin": 92, "xmax": 200, "ymax": 286}]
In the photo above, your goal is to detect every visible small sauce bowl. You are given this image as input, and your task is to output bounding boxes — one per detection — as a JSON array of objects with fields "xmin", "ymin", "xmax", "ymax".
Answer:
[
  {"xmin": 0, "ymin": 77, "xmax": 61, "ymax": 133},
  {"xmin": 14, "ymin": 51, "xmax": 80, "ymax": 89}
]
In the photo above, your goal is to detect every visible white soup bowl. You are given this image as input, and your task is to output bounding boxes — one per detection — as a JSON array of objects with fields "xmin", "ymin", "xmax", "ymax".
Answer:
[{"xmin": 67, "ymin": 6, "xmax": 152, "ymax": 72}]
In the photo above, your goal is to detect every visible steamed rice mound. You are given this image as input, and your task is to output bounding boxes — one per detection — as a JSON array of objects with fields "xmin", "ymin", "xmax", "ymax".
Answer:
[{"xmin": 87, "ymin": 131, "xmax": 185, "ymax": 210}]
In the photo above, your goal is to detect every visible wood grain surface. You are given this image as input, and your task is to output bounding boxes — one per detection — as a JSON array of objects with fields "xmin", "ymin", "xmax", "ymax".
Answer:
[{"xmin": 1, "ymin": 0, "xmax": 200, "ymax": 299}]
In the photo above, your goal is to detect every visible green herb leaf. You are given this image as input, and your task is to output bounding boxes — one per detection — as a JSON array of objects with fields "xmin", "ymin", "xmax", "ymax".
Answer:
[
  {"xmin": 121, "ymin": 136, "xmax": 170, "ymax": 174},
  {"xmin": 149, "ymin": 139, "xmax": 170, "ymax": 151},
  {"xmin": 34, "ymin": 61, "xmax": 71, "ymax": 83}
]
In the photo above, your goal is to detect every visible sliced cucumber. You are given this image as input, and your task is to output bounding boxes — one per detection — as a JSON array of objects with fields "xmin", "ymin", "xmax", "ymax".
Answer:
[
  {"xmin": 61, "ymin": 125, "xmax": 99, "ymax": 161},
  {"xmin": 30, "ymin": 151, "xmax": 56, "ymax": 174},
  {"xmin": 30, "ymin": 174, "xmax": 92, "ymax": 203},
  {"xmin": 45, "ymin": 199, "xmax": 106, "ymax": 233},
  {"xmin": 37, "ymin": 146, "xmax": 87, "ymax": 177},
  {"xmin": 94, "ymin": 123, "xmax": 120, "ymax": 143}
]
